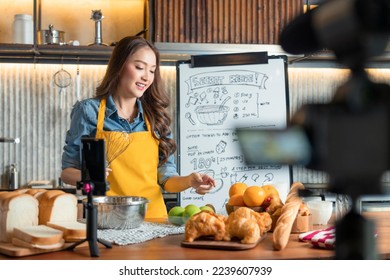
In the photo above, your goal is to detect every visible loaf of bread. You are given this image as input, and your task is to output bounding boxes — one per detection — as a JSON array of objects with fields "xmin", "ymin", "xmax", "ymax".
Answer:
[
  {"xmin": 0, "ymin": 189, "xmax": 80, "ymax": 248},
  {"xmin": 24, "ymin": 188, "xmax": 48, "ymax": 198},
  {"xmin": 12, "ymin": 225, "xmax": 64, "ymax": 249},
  {"xmin": 37, "ymin": 190, "xmax": 78, "ymax": 225},
  {"xmin": 47, "ymin": 221, "xmax": 86, "ymax": 242},
  {"xmin": 272, "ymin": 182, "xmax": 304, "ymax": 251},
  {"xmin": 0, "ymin": 192, "xmax": 39, "ymax": 242}
]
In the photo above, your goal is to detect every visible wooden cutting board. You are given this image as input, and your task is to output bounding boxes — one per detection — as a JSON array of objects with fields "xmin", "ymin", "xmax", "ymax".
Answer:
[
  {"xmin": 0, "ymin": 242, "xmax": 76, "ymax": 257},
  {"xmin": 181, "ymin": 234, "xmax": 266, "ymax": 250}
]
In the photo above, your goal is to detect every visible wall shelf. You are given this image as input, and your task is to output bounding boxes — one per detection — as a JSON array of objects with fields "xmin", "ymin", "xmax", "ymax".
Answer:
[
  {"xmin": 0, "ymin": 42, "xmax": 389, "ymax": 67},
  {"xmin": 0, "ymin": 43, "xmax": 113, "ymax": 65}
]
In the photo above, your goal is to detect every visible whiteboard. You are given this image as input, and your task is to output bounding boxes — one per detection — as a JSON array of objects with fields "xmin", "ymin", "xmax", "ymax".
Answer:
[{"xmin": 177, "ymin": 55, "xmax": 291, "ymax": 213}]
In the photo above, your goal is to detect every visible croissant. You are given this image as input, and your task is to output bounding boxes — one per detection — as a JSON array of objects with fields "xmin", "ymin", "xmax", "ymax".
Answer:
[
  {"xmin": 224, "ymin": 207, "xmax": 272, "ymax": 244},
  {"xmin": 184, "ymin": 210, "xmax": 226, "ymax": 242}
]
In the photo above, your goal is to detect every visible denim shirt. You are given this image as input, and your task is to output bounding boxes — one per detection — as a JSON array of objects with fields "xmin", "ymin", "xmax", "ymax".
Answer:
[{"xmin": 61, "ymin": 95, "xmax": 179, "ymax": 188}]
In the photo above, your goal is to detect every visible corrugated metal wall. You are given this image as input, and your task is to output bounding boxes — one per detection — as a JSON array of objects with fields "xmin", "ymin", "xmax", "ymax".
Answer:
[
  {"xmin": 1, "ymin": 63, "xmax": 390, "ymax": 188},
  {"xmin": 153, "ymin": 0, "xmax": 303, "ymax": 44},
  {"xmin": 0, "ymin": 63, "xmax": 107, "ymax": 188}
]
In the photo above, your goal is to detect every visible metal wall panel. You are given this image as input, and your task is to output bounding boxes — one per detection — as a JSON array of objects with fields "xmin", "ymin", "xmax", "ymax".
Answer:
[
  {"xmin": 153, "ymin": 0, "xmax": 303, "ymax": 44},
  {"xmin": 0, "ymin": 63, "xmax": 107, "ymax": 188}
]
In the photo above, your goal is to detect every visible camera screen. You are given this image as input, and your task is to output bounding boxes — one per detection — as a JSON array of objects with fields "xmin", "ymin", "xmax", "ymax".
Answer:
[{"xmin": 237, "ymin": 127, "xmax": 311, "ymax": 166}]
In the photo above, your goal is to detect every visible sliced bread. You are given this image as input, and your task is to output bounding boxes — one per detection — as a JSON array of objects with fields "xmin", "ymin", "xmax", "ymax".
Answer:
[
  {"xmin": 13, "ymin": 225, "xmax": 64, "ymax": 246},
  {"xmin": 0, "ymin": 192, "xmax": 39, "ymax": 242},
  {"xmin": 12, "ymin": 237, "xmax": 65, "ymax": 250},
  {"xmin": 47, "ymin": 221, "xmax": 86, "ymax": 242}
]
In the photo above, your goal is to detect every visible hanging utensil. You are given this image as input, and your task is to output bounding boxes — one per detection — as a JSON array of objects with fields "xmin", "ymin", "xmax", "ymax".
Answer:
[
  {"xmin": 53, "ymin": 63, "xmax": 72, "ymax": 109},
  {"xmin": 75, "ymin": 62, "xmax": 81, "ymax": 100}
]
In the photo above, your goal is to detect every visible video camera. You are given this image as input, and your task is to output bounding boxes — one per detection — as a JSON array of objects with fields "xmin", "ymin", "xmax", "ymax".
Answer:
[{"xmin": 238, "ymin": 0, "xmax": 390, "ymax": 259}]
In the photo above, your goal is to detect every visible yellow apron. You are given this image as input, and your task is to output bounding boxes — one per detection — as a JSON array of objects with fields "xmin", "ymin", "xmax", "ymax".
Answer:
[{"xmin": 95, "ymin": 97, "xmax": 167, "ymax": 219}]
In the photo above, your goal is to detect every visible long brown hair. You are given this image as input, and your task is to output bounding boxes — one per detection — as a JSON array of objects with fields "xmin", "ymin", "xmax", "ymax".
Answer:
[{"xmin": 95, "ymin": 36, "xmax": 176, "ymax": 165}]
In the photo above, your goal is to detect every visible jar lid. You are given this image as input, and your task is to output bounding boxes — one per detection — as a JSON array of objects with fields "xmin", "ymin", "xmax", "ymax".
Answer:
[{"xmin": 14, "ymin": 14, "xmax": 33, "ymax": 19}]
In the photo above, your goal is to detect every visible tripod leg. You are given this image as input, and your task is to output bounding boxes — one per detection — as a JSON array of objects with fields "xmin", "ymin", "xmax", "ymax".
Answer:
[
  {"xmin": 335, "ymin": 210, "xmax": 377, "ymax": 259},
  {"xmin": 68, "ymin": 198, "xmax": 112, "ymax": 257},
  {"xmin": 88, "ymin": 239, "xmax": 100, "ymax": 257},
  {"xmin": 67, "ymin": 239, "xmax": 87, "ymax": 251},
  {"xmin": 98, "ymin": 238, "xmax": 112, "ymax": 248}
]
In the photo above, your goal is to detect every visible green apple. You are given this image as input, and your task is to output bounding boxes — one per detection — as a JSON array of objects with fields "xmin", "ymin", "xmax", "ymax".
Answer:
[
  {"xmin": 182, "ymin": 204, "xmax": 201, "ymax": 223},
  {"xmin": 168, "ymin": 206, "xmax": 185, "ymax": 225},
  {"xmin": 199, "ymin": 205, "xmax": 215, "ymax": 213}
]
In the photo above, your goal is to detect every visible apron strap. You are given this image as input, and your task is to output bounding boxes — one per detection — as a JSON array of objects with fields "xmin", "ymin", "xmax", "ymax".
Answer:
[{"xmin": 96, "ymin": 97, "xmax": 107, "ymax": 133}]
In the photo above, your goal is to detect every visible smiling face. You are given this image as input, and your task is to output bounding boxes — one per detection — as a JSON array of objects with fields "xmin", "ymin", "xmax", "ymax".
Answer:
[{"xmin": 117, "ymin": 46, "xmax": 157, "ymax": 99}]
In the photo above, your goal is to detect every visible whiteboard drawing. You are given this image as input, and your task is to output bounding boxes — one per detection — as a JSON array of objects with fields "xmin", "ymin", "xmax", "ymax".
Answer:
[{"xmin": 195, "ymin": 96, "xmax": 231, "ymax": 125}]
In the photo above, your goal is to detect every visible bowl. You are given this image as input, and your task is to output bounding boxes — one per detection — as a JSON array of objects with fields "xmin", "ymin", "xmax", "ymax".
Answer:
[
  {"xmin": 87, "ymin": 196, "xmax": 149, "ymax": 229},
  {"xmin": 225, "ymin": 204, "xmax": 264, "ymax": 215}
]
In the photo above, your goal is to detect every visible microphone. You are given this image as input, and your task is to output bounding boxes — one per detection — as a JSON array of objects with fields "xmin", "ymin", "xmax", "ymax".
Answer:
[
  {"xmin": 0, "ymin": 137, "xmax": 20, "ymax": 144},
  {"xmin": 279, "ymin": 9, "xmax": 321, "ymax": 55},
  {"xmin": 280, "ymin": 0, "xmax": 390, "ymax": 56}
]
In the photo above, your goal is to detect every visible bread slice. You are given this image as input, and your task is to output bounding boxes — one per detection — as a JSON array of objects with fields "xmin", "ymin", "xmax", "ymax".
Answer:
[
  {"xmin": 12, "ymin": 237, "xmax": 65, "ymax": 250},
  {"xmin": 47, "ymin": 221, "xmax": 86, "ymax": 242},
  {"xmin": 13, "ymin": 225, "xmax": 63, "ymax": 246},
  {"xmin": 37, "ymin": 190, "xmax": 78, "ymax": 225},
  {"xmin": 0, "ymin": 192, "xmax": 39, "ymax": 242}
]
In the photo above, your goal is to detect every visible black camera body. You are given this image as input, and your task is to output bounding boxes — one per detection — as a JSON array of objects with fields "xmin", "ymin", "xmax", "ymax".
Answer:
[
  {"xmin": 293, "ymin": 73, "xmax": 390, "ymax": 198},
  {"xmin": 238, "ymin": 0, "xmax": 390, "ymax": 259}
]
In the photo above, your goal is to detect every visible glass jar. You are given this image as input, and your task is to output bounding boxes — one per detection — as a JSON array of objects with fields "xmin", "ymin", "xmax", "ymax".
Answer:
[{"xmin": 13, "ymin": 14, "xmax": 33, "ymax": 44}]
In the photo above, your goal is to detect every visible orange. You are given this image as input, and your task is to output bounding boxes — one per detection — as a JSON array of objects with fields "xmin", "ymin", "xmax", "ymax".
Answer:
[
  {"xmin": 262, "ymin": 184, "xmax": 279, "ymax": 197},
  {"xmin": 228, "ymin": 194, "xmax": 246, "ymax": 206},
  {"xmin": 229, "ymin": 182, "xmax": 248, "ymax": 197},
  {"xmin": 243, "ymin": 186, "xmax": 267, "ymax": 207}
]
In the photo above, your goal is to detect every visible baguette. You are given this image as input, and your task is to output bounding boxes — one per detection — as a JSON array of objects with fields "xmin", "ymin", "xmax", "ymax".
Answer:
[{"xmin": 272, "ymin": 182, "xmax": 304, "ymax": 251}]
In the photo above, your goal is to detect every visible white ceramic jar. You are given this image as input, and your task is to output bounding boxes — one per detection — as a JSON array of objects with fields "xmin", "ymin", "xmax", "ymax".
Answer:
[{"xmin": 13, "ymin": 14, "xmax": 33, "ymax": 44}]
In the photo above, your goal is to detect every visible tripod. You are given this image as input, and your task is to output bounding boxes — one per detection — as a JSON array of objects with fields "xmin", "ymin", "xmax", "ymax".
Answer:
[{"xmin": 67, "ymin": 181, "xmax": 112, "ymax": 257}]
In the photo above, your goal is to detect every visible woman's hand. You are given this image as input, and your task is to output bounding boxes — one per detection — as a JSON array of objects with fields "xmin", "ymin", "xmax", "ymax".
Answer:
[
  {"xmin": 189, "ymin": 172, "xmax": 216, "ymax": 195},
  {"xmin": 106, "ymin": 167, "xmax": 112, "ymax": 178}
]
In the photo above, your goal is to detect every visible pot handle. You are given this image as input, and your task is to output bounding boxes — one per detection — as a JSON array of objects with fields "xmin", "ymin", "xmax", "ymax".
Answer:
[{"xmin": 49, "ymin": 24, "xmax": 54, "ymax": 36}]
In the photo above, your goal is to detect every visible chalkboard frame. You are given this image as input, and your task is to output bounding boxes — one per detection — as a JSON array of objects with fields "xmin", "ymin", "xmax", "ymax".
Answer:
[{"xmin": 175, "ymin": 52, "xmax": 292, "ymax": 209}]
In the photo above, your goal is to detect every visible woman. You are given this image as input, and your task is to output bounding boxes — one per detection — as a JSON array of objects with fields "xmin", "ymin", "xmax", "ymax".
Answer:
[{"xmin": 61, "ymin": 36, "xmax": 215, "ymax": 219}]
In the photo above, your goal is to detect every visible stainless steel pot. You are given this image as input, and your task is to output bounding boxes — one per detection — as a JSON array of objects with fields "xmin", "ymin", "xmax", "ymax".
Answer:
[
  {"xmin": 37, "ymin": 24, "xmax": 65, "ymax": 45},
  {"xmin": 86, "ymin": 196, "xmax": 149, "ymax": 229}
]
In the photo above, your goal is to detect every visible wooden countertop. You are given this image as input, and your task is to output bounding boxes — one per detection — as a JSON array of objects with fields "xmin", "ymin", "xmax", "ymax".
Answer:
[{"xmin": 1, "ymin": 211, "xmax": 389, "ymax": 260}]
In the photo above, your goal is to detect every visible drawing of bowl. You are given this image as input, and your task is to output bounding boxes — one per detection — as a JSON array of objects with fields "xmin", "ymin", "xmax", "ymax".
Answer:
[{"xmin": 195, "ymin": 105, "xmax": 229, "ymax": 125}]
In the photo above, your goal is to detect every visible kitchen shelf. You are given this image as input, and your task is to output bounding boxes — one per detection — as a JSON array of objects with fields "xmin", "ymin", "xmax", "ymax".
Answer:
[
  {"xmin": 0, "ymin": 43, "xmax": 113, "ymax": 65},
  {"xmin": 1, "ymin": 42, "xmax": 390, "ymax": 66}
]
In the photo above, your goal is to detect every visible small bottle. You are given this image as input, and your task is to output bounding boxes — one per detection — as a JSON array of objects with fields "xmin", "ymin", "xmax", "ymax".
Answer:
[
  {"xmin": 12, "ymin": 14, "xmax": 33, "ymax": 44},
  {"xmin": 9, "ymin": 164, "xmax": 19, "ymax": 190}
]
